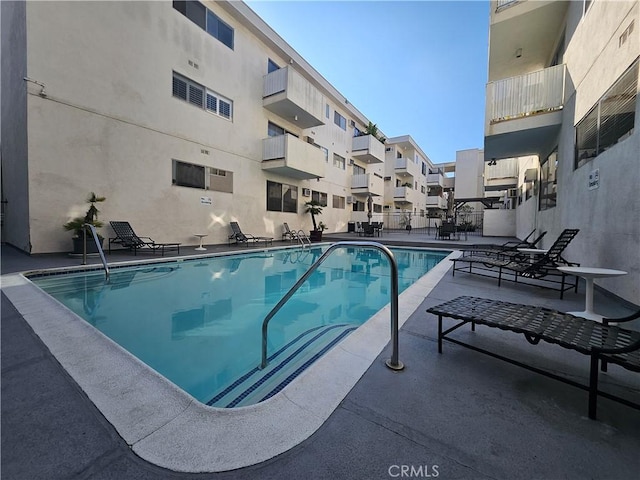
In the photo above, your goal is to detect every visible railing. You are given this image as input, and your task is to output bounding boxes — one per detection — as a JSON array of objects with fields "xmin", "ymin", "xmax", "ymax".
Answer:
[
  {"xmin": 82, "ymin": 224, "xmax": 110, "ymax": 281},
  {"xmin": 259, "ymin": 241, "xmax": 403, "ymax": 371},
  {"xmin": 487, "ymin": 64, "xmax": 565, "ymax": 123},
  {"xmin": 263, "ymin": 67, "xmax": 288, "ymax": 97}
]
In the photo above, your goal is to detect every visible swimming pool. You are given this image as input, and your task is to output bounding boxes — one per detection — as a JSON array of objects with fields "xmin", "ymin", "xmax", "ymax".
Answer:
[{"xmin": 30, "ymin": 245, "xmax": 448, "ymax": 407}]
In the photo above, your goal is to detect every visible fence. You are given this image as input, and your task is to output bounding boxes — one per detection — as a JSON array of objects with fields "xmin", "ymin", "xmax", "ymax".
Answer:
[{"xmin": 377, "ymin": 211, "xmax": 484, "ymax": 237}]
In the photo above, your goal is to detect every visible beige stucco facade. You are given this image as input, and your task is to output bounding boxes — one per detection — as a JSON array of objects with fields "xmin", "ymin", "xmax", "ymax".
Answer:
[
  {"xmin": 485, "ymin": 0, "xmax": 640, "ymax": 304},
  {"xmin": 2, "ymin": 1, "xmax": 426, "ymax": 253}
]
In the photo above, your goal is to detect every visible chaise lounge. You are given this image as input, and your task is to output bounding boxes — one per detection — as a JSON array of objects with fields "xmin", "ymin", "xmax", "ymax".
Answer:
[
  {"xmin": 109, "ymin": 221, "xmax": 181, "ymax": 256},
  {"xmin": 451, "ymin": 228, "xmax": 580, "ymax": 298},
  {"xmin": 228, "ymin": 221, "xmax": 273, "ymax": 247},
  {"xmin": 427, "ymin": 296, "xmax": 640, "ymax": 419}
]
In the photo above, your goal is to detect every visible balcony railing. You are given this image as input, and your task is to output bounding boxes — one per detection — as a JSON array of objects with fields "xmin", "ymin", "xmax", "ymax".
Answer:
[
  {"xmin": 351, "ymin": 135, "xmax": 385, "ymax": 164},
  {"xmin": 394, "ymin": 158, "xmax": 418, "ymax": 178},
  {"xmin": 426, "ymin": 196, "xmax": 447, "ymax": 209},
  {"xmin": 351, "ymin": 173, "xmax": 384, "ymax": 196},
  {"xmin": 426, "ymin": 172, "xmax": 444, "ymax": 186},
  {"xmin": 487, "ymin": 64, "xmax": 565, "ymax": 123},
  {"xmin": 393, "ymin": 186, "xmax": 413, "ymax": 203},
  {"xmin": 262, "ymin": 134, "xmax": 325, "ymax": 180},
  {"xmin": 263, "ymin": 66, "xmax": 325, "ymax": 129}
]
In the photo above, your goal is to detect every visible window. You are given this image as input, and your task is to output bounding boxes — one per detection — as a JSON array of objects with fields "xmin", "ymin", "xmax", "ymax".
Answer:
[
  {"xmin": 311, "ymin": 190, "xmax": 327, "ymax": 207},
  {"xmin": 174, "ymin": 1, "xmax": 234, "ymax": 49},
  {"xmin": 172, "ymin": 160, "xmax": 233, "ymax": 192},
  {"xmin": 333, "ymin": 195, "xmax": 345, "ymax": 209},
  {"xmin": 266, "ymin": 180, "xmax": 298, "ymax": 213},
  {"xmin": 352, "ymin": 201, "xmax": 365, "ymax": 212},
  {"xmin": 353, "ymin": 126, "xmax": 362, "ymax": 137},
  {"xmin": 173, "ymin": 72, "xmax": 233, "ymax": 120},
  {"xmin": 267, "ymin": 121, "xmax": 285, "ymax": 137},
  {"xmin": 320, "ymin": 146, "xmax": 329, "ymax": 163},
  {"xmin": 421, "ymin": 162, "xmax": 427, "ymax": 175},
  {"xmin": 268, "ymin": 59, "xmax": 280, "ymax": 73},
  {"xmin": 353, "ymin": 164, "xmax": 365, "ymax": 176},
  {"xmin": 333, "ymin": 153, "xmax": 346, "ymax": 170},
  {"xmin": 334, "ymin": 111, "xmax": 346, "ymax": 130},
  {"xmin": 575, "ymin": 58, "xmax": 638, "ymax": 168},
  {"xmin": 539, "ymin": 149, "xmax": 558, "ymax": 211},
  {"xmin": 373, "ymin": 204, "xmax": 382, "ymax": 213},
  {"xmin": 326, "ymin": 104, "xmax": 330, "ymax": 118}
]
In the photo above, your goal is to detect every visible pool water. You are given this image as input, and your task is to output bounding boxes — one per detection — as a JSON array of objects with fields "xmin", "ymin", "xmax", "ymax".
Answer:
[{"xmin": 31, "ymin": 246, "xmax": 448, "ymax": 407}]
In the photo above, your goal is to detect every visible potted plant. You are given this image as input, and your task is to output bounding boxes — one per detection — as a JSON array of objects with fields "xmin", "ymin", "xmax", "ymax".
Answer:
[
  {"xmin": 304, "ymin": 200, "xmax": 325, "ymax": 241},
  {"xmin": 63, "ymin": 192, "xmax": 106, "ymax": 254}
]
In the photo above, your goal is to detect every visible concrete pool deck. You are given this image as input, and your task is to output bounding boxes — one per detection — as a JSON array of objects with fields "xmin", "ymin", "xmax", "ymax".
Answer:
[{"xmin": 2, "ymin": 232, "xmax": 640, "ymax": 478}]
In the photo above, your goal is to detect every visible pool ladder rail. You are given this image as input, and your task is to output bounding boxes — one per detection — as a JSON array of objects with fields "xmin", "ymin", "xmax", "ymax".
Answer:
[
  {"xmin": 259, "ymin": 241, "xmax": 403, "ymax": 372},
  {"xmin": 82, "ymin": 224, "xmax": 110, "ymax": 281},
  {"xmin": 295, "ymin": 229, "xmax": 311, "ymax": 248}
]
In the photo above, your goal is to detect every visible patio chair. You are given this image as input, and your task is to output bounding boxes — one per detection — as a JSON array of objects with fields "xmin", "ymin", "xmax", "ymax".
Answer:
[
  {"xmin": 228, "ymin": 221, "xmax": 273, "ymax": 247},
  {"xmin": 463, "ymin": 229, "xmax": 547, "ymax": 255},
  {"xmin": 452, "ymin": 228, "xmax": 580, "ymax": 298},
  {"xmin": 108, "ymin": 221, "xmax": 181, "ymax": 256},
  {"xmin": 282, "ymin": 223, "xmax": 311, "ymax": 246}
]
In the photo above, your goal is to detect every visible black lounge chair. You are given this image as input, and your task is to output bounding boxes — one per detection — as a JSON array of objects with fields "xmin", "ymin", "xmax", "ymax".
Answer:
[
  {"xmin": 451, "ymin": 228, "xmax": 580, "ymax": 298},
  {"xmin": 228, "ymin": 221, "xmax": 273, "ymax": 247},
  {"xmin": 463, "ymin": 229, "xmax": 547, "ymax": 255},
  {"xmin": 109, "ymin": 221, "xmax": 180, "ymax": 256},
  {"xmin": 427, "ymin": 296, "xmax": 640, "ymax": 419}
]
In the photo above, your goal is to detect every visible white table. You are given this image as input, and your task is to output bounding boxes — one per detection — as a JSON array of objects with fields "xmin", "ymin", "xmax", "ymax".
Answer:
[
  {"xmin": 194, "ymin": 234, "xmax": 208, "ymax": 251},
  {"xmin": 557, "ymin": 266, "xmax": 627, "ymax": 321},
  {"xmin": 517, "ymin": 248, "xmax": 548, "ymax": 262}
]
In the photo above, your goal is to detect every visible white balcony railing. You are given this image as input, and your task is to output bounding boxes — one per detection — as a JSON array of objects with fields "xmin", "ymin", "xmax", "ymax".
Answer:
[
  {"xmin": 426, "ymin": 172, "xmax": 444, "ymax": 186},
  {"xmin": 487, "ymin": 64, "xmax": 565, "ymax": 123},
  {"xmin": 426, "ymin": 196, "xmax": 447, "ymax": 209},
  {"xmin": 351, "ymin": 173, "xmax": 384, "ymax": 196}
]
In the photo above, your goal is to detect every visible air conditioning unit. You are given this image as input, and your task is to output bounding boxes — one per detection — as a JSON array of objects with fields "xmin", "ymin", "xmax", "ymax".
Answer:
[
  {"xmin": 346, "ymin": 196, "xmax": 354, "ymax": 204},
  {"xmin": 304, "ymin": 136, "xmax": 315, "ymax": 145},
  {"xmin": 383, "ymin": 176, "xmax": 391, "ymax": 181},
  {"xmin": 349, "ymin": 120, "xmax": 356, "ymax": 127},
  {"xmin": 507, "ymin": 188, "xmax": 518, "ymax": 198},
  {"xmin": 349, "ymin": 159, "xmax": 355, "ymax": 165},
  {"xmin": 302, "ymin": 188, "xmax": 311, "ymax": 197}
]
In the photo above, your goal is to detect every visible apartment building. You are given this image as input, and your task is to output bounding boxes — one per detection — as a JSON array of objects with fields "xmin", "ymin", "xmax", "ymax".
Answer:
[
  {"xmin": 383, "ymin": 136, "xmax": 431, "ymax": 218},
  {"xmin": 1, "ymin": 0, "xmax": 398, "ymax": 253},
  {"xmin": 484, "ymin": 0, "xmax": 639, "ymax": 303}
]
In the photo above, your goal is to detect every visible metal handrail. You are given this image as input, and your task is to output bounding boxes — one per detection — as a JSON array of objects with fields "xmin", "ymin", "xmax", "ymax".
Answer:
[
  {"xmin": 296, "ymin": 230, "xmax": 311, "ymax": 247},
  {"xmin": 83, "ymin": 224, "xmax": 110, "ymax": 281},
  {"xmin": 259, "ymin": 241, "xmax": 403, "ymax": 371}
]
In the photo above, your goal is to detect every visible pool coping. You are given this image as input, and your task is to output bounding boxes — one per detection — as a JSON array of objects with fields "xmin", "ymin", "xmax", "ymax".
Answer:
[{"xmin": 0, "ymin": 245, "xmax": 460, "ymax": 473}]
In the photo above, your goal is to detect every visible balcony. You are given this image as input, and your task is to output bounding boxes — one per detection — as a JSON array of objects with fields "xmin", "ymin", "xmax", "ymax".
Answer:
[
  {"xmin": 426, "ymin": 172, "xmax": 444, "ymax": 187},
  {"xmin": 426, "ymin": 196, "xmax": 447, "ymax": 209},
  {"xmin": 262, "ymin": 134, "xmax": 325, "ymax": 180},
  {"xmin": 393, "ymin": 186, "xmax": 413, "ymax": 207},
  {"xmin": 351, "ymin": 173, "xmax": 384, "ymax": 197},
  {"xmin": 485, "ymin": 64, "xmax": 565, "ymax": 160},
  {"xmin": 263, "ymin": 67, "xmax": 325, "ymax": 129},
  {"xmin": 394, "ymin": 158, "xmax": 418, "ymax": 180},
  {"xmin": 351, "ymin": 135, "xmax": 385, "ymax": 164}
]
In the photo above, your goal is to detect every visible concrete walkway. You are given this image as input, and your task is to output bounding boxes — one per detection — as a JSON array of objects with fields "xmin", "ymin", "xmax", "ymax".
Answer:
[{"xmin": 2, "ymin": 235, "xmax": 640, "ymax": 479}]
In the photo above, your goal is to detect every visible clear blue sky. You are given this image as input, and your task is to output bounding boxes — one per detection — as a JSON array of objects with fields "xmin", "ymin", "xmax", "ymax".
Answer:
[{"xmin": 245, "ymin": 0, "xmax": 490, "ymax": 165}]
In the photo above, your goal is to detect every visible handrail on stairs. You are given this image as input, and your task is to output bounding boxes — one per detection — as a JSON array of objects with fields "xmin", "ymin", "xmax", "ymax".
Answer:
[
  {"xmin": 259, "ymin": 241, "xmax": 403, "ymax": 371},
  {"xmin": 83, "ymin": 224, "xmax": 110, "ymax": 281}
]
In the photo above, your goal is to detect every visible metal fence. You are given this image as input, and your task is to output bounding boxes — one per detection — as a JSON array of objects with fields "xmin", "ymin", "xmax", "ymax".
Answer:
[{"xmin": 378, "ymin": 212, "xmax": 484, "ymax": 237}]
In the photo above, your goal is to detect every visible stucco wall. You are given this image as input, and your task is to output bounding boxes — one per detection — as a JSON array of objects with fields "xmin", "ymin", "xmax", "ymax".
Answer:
[
  {"xmin": 20, "ymin": 1, "xmax": 372, "ymax": 252},
  {"xmin": 536, "ymin": 0, "xmax": 640, "ymax": 304},
  {"xmin": 1, "ymin": 1, "xmax": 30, "ymax": 251}
]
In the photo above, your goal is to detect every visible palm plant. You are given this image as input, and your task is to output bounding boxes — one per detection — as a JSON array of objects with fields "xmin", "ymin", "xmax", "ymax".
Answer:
[
  {"xmin": 63, "ymin": 192, "xmax": 106, "ymax": 238},
  {"xmin": 304, "ymin": 200, "xmax": 323, "ymax": 231}
]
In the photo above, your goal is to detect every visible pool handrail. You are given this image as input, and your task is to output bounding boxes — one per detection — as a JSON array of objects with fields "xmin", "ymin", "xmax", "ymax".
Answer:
[
  {"xmin": 83, "ymin": 223, "xmax": 110, "ymax": 281},
  {"xmin": 259, "ymin": 241, "xmax": 403, "ymax": 371}
]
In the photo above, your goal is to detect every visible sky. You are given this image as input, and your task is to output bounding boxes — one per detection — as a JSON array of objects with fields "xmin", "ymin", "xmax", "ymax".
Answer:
[{"xmin": 245, "ymin": 0, "xmax": 490, "ymax": 165}]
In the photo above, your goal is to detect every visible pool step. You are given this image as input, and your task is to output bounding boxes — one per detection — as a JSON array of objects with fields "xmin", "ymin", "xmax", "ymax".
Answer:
[{"xmin": 206, "ymin": 323, "xmax": 357, "ymax": 408}]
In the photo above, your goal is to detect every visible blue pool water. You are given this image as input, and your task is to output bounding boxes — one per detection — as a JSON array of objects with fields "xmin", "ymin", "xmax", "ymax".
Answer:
[{"xmin": 31, "ymin": 246, "xmax": 448, "ymax": 407}]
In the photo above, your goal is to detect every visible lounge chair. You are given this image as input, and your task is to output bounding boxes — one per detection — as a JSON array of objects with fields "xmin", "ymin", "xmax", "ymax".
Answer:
[
  {"xmin": 427, "ymin": 296, "xmax": 640, "ymax": 419},
  {"xmin": 282, "ymin": 223, "xmax": 311, "ymax": 246},
  {"xmin": 228, "ymin": 221, "xmax": 273, "ymax": 247},
  {"xmin": 463, "ymin": 229, "xmax": 547, "ymax": 255},
  {"xmin": 108, "ymin": 221, "xmax": 181, "ymax": 256},
  {"xmin": 451, "ymin": 228, "xmax": 580, "ymax": 298}
]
